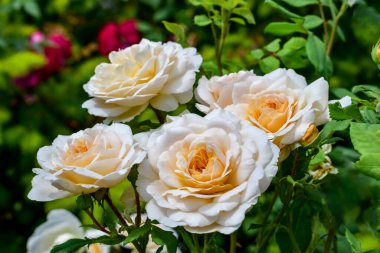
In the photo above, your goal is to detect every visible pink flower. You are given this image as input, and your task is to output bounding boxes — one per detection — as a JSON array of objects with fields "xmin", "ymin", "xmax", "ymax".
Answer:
[
  {"xmin": 14, "ymin": 32, "xmax": 72, "ymax": 88},
  {"xmin": 97, "ymin": 20, "xmax": 141, "ymax": 56},
  {"xmin": 40, "ymin": 34, "xmax": 72, "ymax": 78}
]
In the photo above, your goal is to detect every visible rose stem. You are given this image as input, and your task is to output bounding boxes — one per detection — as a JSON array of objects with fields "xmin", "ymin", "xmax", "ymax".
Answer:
[
  {"xmin": 192, "ymin": 234, "xmax": 200, "ymax": 253},
  {"xmin": 104, "ymin": 193, "xmax": 144, "ymax": 253},
  {"xmin": 104, "ymin": 193, "xmax": 128, "ymax": 227},
  {"xmin": 84, "ymin": 209, "xmax": 110, "ymax": 234},
  {"xmin": 152, "ymin": 107, "xmax": 165, "ymax": 124},
  {"xmin": 133, "ymin": 187, "xmax": 141, "ymax": 227},
  {"xmin": 229, "ymin": 231, "xmax": 237, "ymax": 253},
  {"xmin": 256, "ymin": 191, "xmax": 278, "ymax": 245}
]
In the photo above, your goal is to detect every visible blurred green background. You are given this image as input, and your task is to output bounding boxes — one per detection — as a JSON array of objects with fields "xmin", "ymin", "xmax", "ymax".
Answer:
[{"xmin": 0, "ymin": 0, "xmax": 379, "ymax": 252}]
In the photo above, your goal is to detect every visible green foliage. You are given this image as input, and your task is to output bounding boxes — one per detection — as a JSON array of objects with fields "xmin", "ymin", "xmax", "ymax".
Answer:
[
  {"xmin": 151, "ymin": 225, "xmax": 178, "ymax": 253},
  {"xmin": 306, "ymin": 32, "xmax": 333, "ymax": 79},
  {"xmin": 345, "ymin": 228, "xmax": 362, "ymax": 253},
  {"xmin": 350, "ymin": 122, "xmax": 380, "ymax": 180},
  {"xmin": 264, "ymin": 22, "xmax": 306, "ymax": 36},
  {"xmin": 51, "ymin": 235, "xmax": 125, "ymax": 253},
  {"xmin": 0, "ymin": 52, "xmax": 45, "ymax": 77}
]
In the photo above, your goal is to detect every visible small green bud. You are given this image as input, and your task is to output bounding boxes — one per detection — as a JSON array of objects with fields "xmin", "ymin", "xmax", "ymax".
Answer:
[{"xmin": 371, "ymin": 39, "xmax": 380, "ymax": 68}]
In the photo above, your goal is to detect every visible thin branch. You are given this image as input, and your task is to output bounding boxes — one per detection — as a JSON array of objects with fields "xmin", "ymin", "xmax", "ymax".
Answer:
[
  {"xmin": 104, "ymin": 193, "xmax": 128, "ymax": 227},
  {"xmin": 229, "ymin": 231, "xmax": 237, "ymax": 253},
  {"xmin": 84, "ymin": 209, "xmax": 110, "ymax": 234},
  {"xmin": 318, "ymin": 0, "xmax": 329, "ymax": 43},
  {"xmin": 133, "ymin": 187, "xmax": 141, "ymax": 227},
  {"xmin": 326, "ymin": 3, "xmax": 348, "ymax": 55}
]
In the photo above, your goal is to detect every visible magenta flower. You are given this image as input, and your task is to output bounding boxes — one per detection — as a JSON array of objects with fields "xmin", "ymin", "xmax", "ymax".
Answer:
[
  {"xmin": 97, "ymin": 20, "xmax": 141, "ymax": 56},
  {"xmin": 14, "ymin": 32, "xmax": 72, "ymax": 88}
]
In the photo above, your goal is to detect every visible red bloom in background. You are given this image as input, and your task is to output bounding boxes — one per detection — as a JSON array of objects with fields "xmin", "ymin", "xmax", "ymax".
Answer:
[
  {"xmin": 14, "ymin": 32, "xmax": 72, "ymax": 88},
  {"xmin": 98, "ymin": 20, "xmax": 141, "ymax": 56}
]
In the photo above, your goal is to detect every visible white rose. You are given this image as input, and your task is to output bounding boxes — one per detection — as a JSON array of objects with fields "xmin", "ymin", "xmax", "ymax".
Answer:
[
  {"xmin": 195, "ymin": 69, "xmax": 329, "ymax": 146},
  {"xmin": 28, "ymin": 123, "xmax": 145, "ymax": 201},
  {"xmin": 27, "ymin": 209, "xmax": 84, "ymax": 253},
  {"xmin": 136, "ymin": 110, "xmax": 279, "ymax": 234},
  {"xmin": 83, "ymin": 39, "xmax": 202, "ymax": 123},
  {"xmin": 27, "ymin": 209, "xmax": 110, "ymax": 253}
]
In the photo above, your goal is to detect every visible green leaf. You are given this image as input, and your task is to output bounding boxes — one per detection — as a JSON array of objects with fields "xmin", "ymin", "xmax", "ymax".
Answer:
[
  {"xmin": 232, "ymin": 6, "xmax": 255, "ymax": 24},
  {"xmin": 51, "ymin": 236, "xmax": 125, "ymax": 253},
  {"xmin": 188, "ymin": 0, "xmax": 203, "ymax": 6},
  {"xmin": 176, "ymin": 227, "xmax": 196, "ymax": 252},
  {"xmin": 230, "ymin": 17, "xmax": 245, "ymax": 25},
  {"xmin": 280, "ymin": 0, "xmax": 318, "ymax": 7},
  {"xmin": 311, "ymin": 120, "xmax": 350, "ymax": 147},
  {"xmin": 151, "ymin": 226, "xmax": 178, "ymax": 253},
  {"xmin": 309, "ymin": 148, "xmax": 325, "ymax": 168},
  {"xmin": 278, "ymin": 37, "xmax": 308, "ymax": 69},
  {"xmin": 276, "ymin": 227, "xmax": 293, "ymax": 253},
  {"xmin": 328, "ymin": 103, "xmax": 363, "ymax": 121},
  {"xmin": 265, "ymin": 0, "xmax": 303, "ymax": 20},
  {"xmin": 162, "ymin": 21, "xmax": 186, "ymax": 42},
  {"xmin": 356, "ymin": 154, "xmax": 380, "ymax": 180},
  {"xmin": 344, "ymin": 123, "xmax": 380, "ymax": 180},
  {"xmin": 352, "ymin": 85, "xmax": 380, "ymax": 99},
  {"xmin": 264, "ymin": 39, "xmax": 281, "ymax": 52},
  {"xmin": 283, "ymin": 37, "xmax": 306, "ymax": 50},
  {"xmin": 127, "ymin": 165, "xmax": 139, "ymax": 188},
  {"xmin": 259, "ymin": 56, "xmax": 280, "ymax": 73},
  {"xmin": 305, "ymin": 32, "xmax": 333, "ymax": 79},
  {"xmin": 23, "ymin": 0, "xmax": 40, "ymax": 18},
  {"xmin": 76, "ymin": 195, "xmax": 93, "ymax": 210},
  {"xmin": 194, "ymin": 15, "xmax": 212, "ymax": 26},
  {"xmin": 264, "ymin": 22, "xmax": 306, "ymax": 36},
  {"xmin": 0, "ymin": 107, "xmax": 11, "ymax": 124},
  {"xmin": 124, "ymin": 224, "xmax": 151, "ymax": 244},
  {"xmin": 303, "ymin": 15, "xmax": 323, "ymax": 29},
  {"xmin": 0, "ymin": 51, "xmax": 45, "ymax": 77},
  {"xmin": 331, "ymin": 88, "xmax": 358, "ymax": 100},
  {"xmin": 361, "ymin": 109, "xmax": 379, "ymax": 124},
  {"xmin": 345, "ymin": 228, "xmax": 362, "ymax": 252},
  {"xmin": 292, "ymin": 202, "xmax": 312, "ymax": 251},
  {"xmin": 350, "ymin": 122, "xmax": 380, "ymax": 154},
  {"xmin": 251, "ymin": 49, "xmax": 265, "ymax": 60}
]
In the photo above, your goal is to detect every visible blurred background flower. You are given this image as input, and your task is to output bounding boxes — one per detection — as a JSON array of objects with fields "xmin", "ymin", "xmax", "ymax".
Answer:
[
  {"xmin": 98, "ymin": 20, "xmax": 141, "ymax": 56},
  {"xmin": 13, "ymin": 31, "xmax": 72, "ymax": 88}
]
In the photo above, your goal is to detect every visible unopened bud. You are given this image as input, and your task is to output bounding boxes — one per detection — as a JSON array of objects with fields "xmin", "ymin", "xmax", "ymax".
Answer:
[
  {"xmin": 371, "ymin": 39, "xmax": 380, "ymax": 66},
  {"xmin": 301, "ymin": 124, "xmax": 319, "ymax": 146}
]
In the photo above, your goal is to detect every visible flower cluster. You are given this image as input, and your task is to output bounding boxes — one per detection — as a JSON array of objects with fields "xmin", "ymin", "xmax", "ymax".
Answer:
[
  {"xmin": 14, "ymin": 31, "xmax": 72, "ymax": 88},
  {"xmin": 28, "ymin": 37, "xmax": 330, "ymax": 251}
]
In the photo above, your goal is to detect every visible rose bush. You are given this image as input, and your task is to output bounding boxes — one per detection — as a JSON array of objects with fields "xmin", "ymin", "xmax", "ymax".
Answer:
[
  {"xmin": 136, "ymin": 110, "xmax": 279, "ymax": 234},
  {"xmin": 28, "ymin": 123, "xmax": 145, "ymax": 201},
  {"xmin": 82, "ymin": 39, "xmax": 202, "ymax": 122},
  {"xmin": 195, "ymin": 69, "xmax": 329, "ymax": 146}
]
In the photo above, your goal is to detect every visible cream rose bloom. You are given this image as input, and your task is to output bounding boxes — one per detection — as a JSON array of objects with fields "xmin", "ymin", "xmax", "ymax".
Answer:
[
  {"xmin": 136, "ymin": 110, "xmax": 279, "ymax": 234},
  {"xmin": 27, "ymin": 209, "xmax": 110, "ymax": 253},
  {"xmin": 83, "ymin": 39, "xmax": 202, "ymax": 123},
  {"xmin": 28, "ymin": 123, "xmax": 145, "ymax": 201},
  {"xmin": 195, "ymin": 69, "xmax": 329, "ymax": 146}
]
